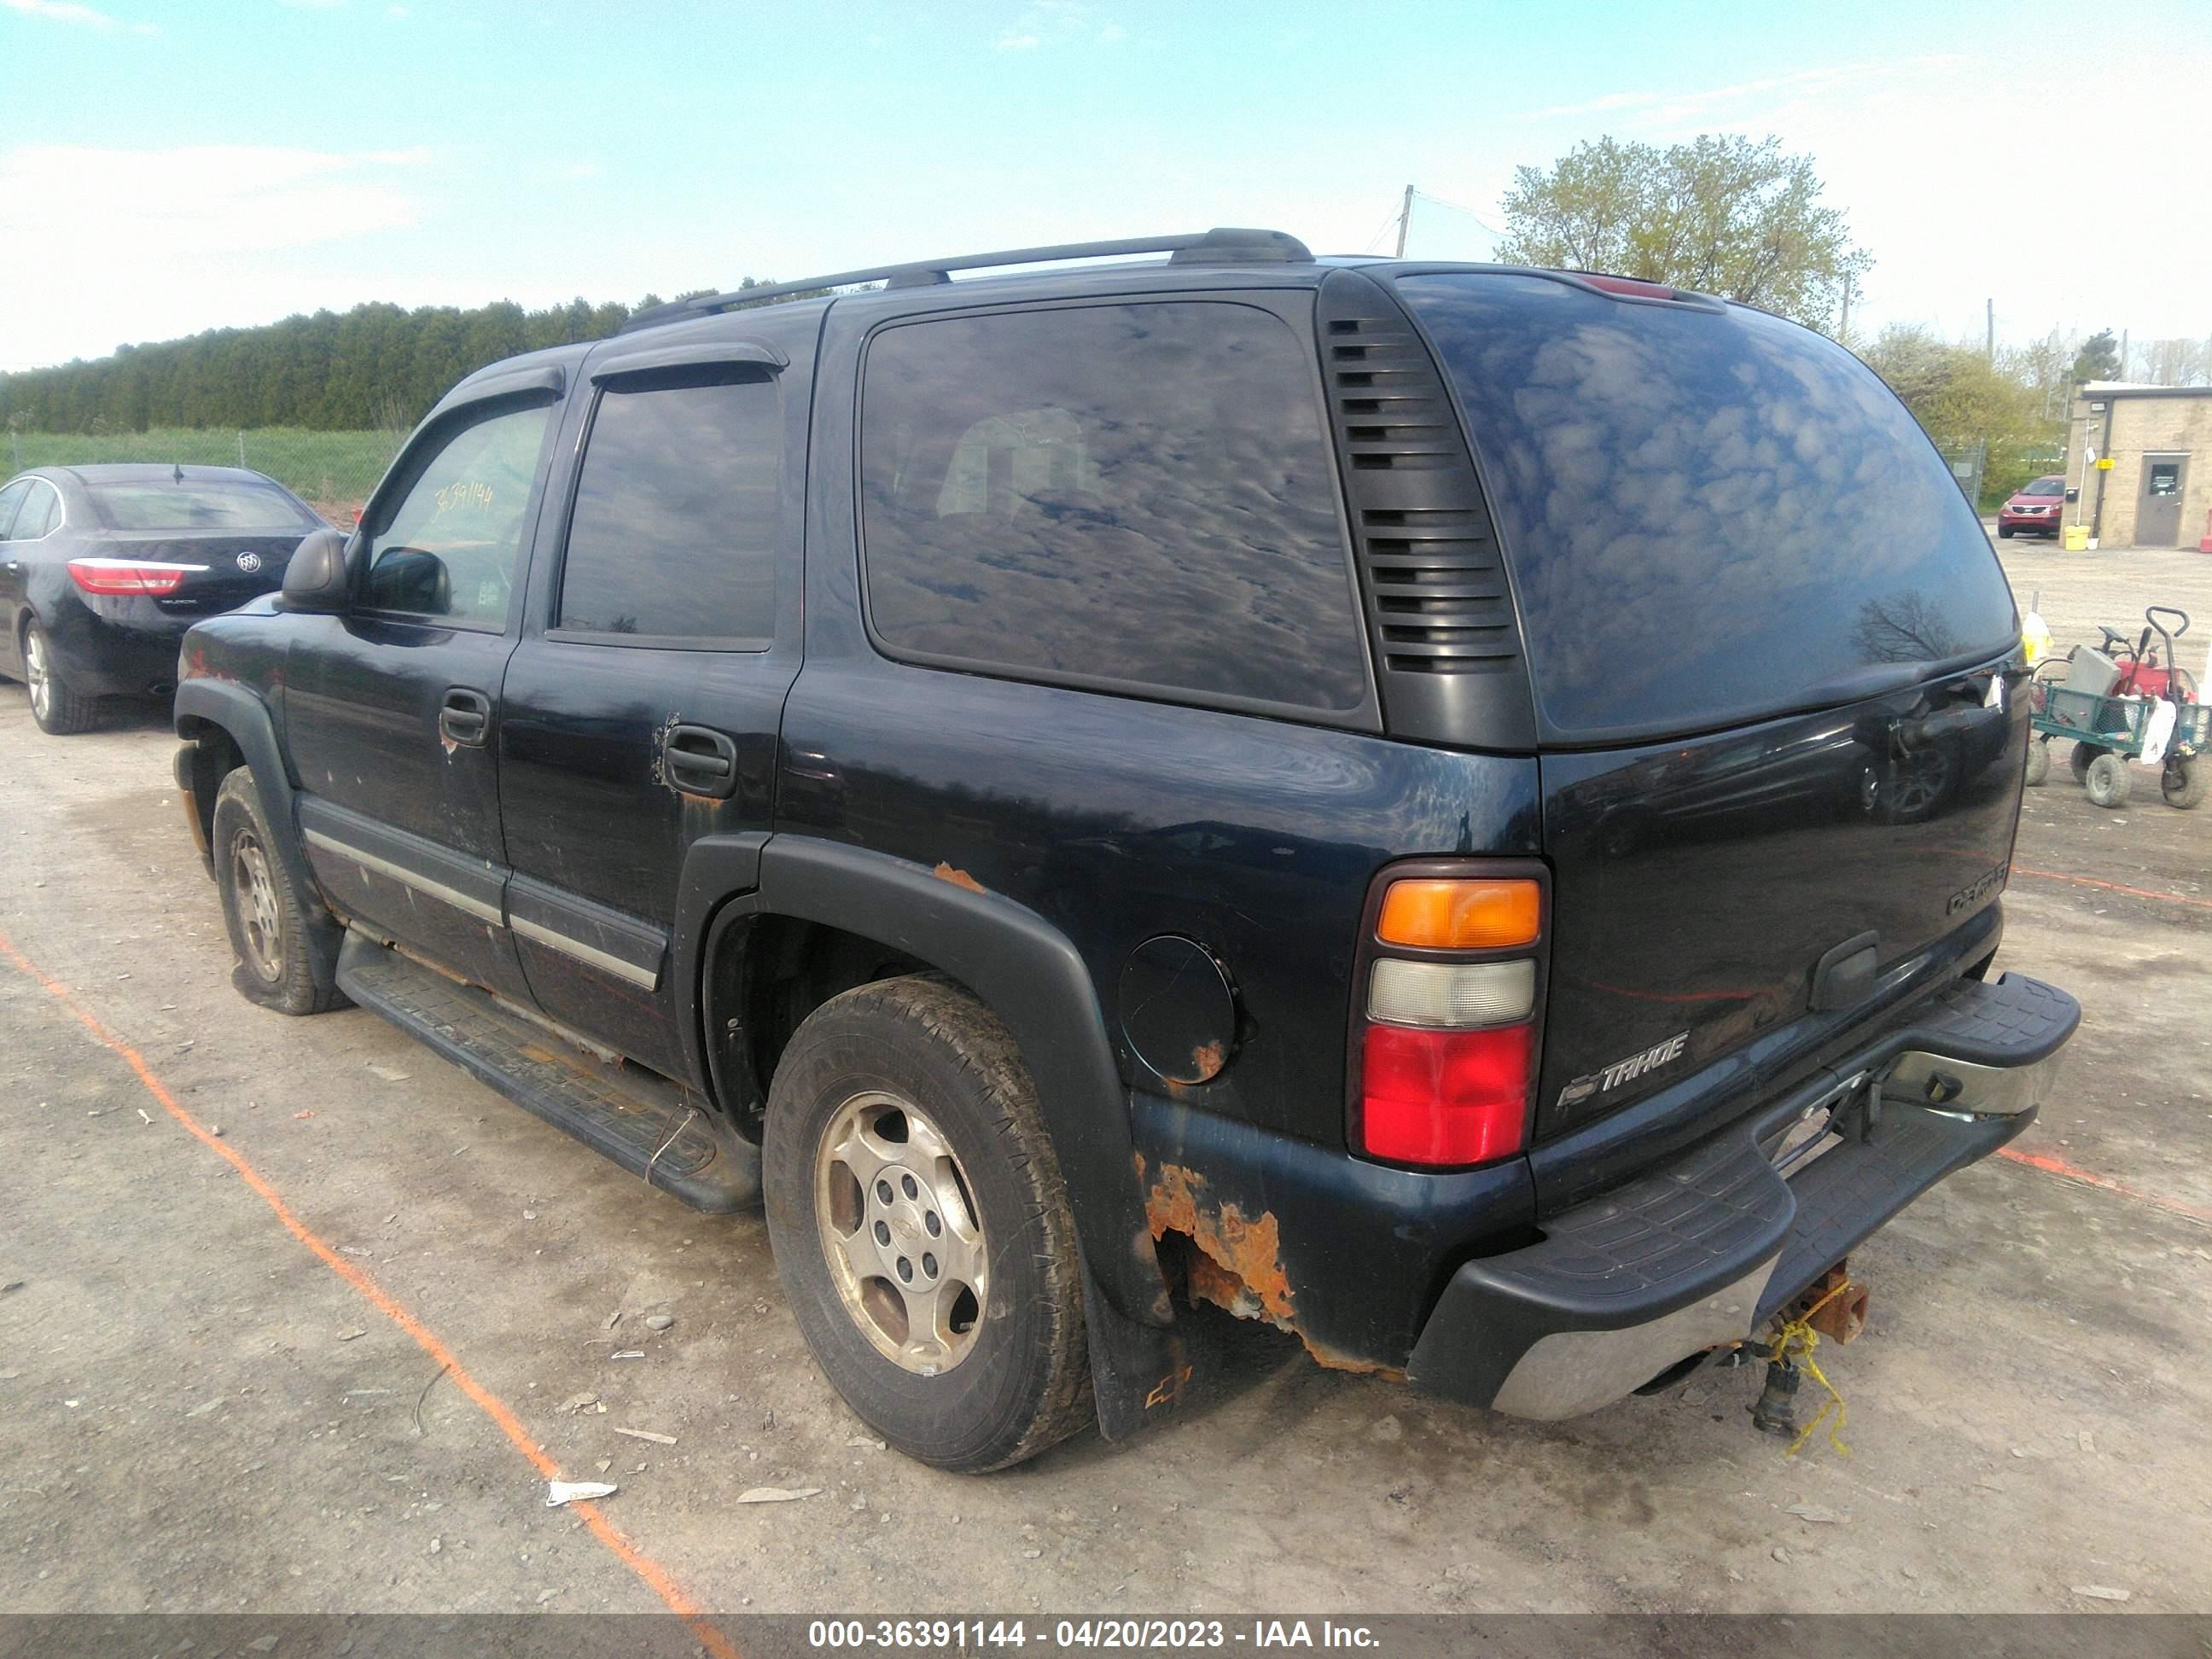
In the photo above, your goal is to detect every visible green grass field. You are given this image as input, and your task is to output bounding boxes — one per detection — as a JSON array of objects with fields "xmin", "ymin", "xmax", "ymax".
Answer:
[{"xmin": 6, "ymin": 428, "xmax": 403, "ymax": 515}]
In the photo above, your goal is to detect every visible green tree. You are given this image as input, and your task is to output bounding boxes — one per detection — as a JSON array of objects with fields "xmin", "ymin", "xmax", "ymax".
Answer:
[
  {"xmin": 1497, "ymin": 133, "xmax": 1872, "ymax": 333},
  {"xmin": 2070, "ymin": 329, "xmax": 2121, "ymax": 383},
  {"xmin": 1864, "ymin": 324, "xmax": 2054, "ymax": 505},
  {"xmin": 0, "ymin": 282, "xmax": 812, "ymax": 435}
]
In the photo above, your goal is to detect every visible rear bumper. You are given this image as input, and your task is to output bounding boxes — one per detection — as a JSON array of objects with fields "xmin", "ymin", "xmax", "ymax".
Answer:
[
  {"xmin": 44, "ymin": 602, "xmax": 191, "ymax": 697},
  {"xmin": 1405, "ymin": 970, "xmax": 2077, "ymax": 1418}
]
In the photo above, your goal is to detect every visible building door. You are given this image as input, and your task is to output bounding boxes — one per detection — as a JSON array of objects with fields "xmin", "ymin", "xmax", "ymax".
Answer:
[{"xmin": 2139, "ymin": 455, "xmax": 2187, "ymax": 546}]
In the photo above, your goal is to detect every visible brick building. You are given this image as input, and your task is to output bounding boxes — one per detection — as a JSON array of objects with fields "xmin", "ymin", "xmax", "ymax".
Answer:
[{"xmin": 2064, "ymin": 384, "xmax": 2212, "ymax": 549}]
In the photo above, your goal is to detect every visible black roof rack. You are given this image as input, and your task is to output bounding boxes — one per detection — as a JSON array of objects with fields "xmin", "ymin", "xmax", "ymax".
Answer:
[{"xmin": 619, "ymin": 227, "xmax": 1312, "ymax": 334}]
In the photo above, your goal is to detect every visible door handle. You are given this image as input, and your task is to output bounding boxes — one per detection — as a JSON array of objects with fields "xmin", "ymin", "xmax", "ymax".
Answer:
[
  {"xmin": 665, "ymin": 724, "xmax": 739, "ymax": 800},
  {"xmin": 439, "ymin": 686, "xmax": 492, "ymax": 748}
]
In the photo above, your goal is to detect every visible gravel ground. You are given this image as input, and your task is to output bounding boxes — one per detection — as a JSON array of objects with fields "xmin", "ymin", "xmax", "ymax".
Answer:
[{"xmin": 1, "ymin": 538, "xmax": 2208, "ymax": 1624}]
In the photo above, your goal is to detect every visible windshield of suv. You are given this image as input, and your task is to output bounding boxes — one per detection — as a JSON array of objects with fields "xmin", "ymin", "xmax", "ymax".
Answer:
[
  {"xmin": 1397, "ymin": 272, "xmax": 2019, "ymax": 742},
  {"xmin": 2019, "ymin": 477, "xmax": 2064, "ymax": 497},
  {"xmin": 87, "ymin": 480, "xmax": 318, "ymax": 533}
]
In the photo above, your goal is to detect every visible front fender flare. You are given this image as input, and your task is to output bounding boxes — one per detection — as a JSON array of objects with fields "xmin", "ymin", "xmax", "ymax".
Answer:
[{"xmin": 173, "ymin": 677, "xmax": 344, "ymax": 993}]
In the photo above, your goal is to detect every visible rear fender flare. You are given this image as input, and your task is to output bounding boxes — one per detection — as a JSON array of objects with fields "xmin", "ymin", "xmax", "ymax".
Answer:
[
  {"xmin": 172, "ymin": 678, "xmax": 344, "ymax": 992},
  {"xmin": 712, "ymin": 835, "xmax": 1189, "ymax": 1441}
]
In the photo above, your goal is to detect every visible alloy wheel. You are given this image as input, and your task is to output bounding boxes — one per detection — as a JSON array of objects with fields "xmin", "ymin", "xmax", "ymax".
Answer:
[
  {"xmin": 814, "ymin": 1090, "xmax": 987, "ymax": 1377},
  {"xmin": 230, "ymin": 831, "xmax": 284, "ymax": 981},
  {"xmin": 25, "ymin": 630, "xmax": 49, "ymax": 724}
]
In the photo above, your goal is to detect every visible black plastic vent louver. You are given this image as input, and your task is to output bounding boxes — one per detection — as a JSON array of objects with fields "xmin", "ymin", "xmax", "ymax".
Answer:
[{"xmin": 1317, "ymin": 269, "xmax": 1536, "ymax": 750}]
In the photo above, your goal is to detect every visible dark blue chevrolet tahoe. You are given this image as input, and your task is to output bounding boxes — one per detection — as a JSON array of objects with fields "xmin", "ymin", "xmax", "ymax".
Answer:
[{"xmin": 172, "ymin": 230, "xmax": 2078, "ymax": 1471}]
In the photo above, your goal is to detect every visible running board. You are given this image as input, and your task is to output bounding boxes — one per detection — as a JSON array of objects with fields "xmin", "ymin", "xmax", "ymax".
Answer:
[{"xmin": 335, "ymin": 931, "xmax": 760, "ymax": 1214}]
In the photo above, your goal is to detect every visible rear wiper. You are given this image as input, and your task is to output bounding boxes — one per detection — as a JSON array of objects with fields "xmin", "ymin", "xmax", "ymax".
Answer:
[
  {"xmin": 1793, "ymin": 646, "xmax": 2011, "ymax": 710},
  {"xmin": 1790, "ymin": 661, "xmax": 1931, "ymax": 706}
]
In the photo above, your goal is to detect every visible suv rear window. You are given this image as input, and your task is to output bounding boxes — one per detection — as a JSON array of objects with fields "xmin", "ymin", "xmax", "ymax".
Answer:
[
  {"xmin": 859, "ymin": 300, "xmax": 1370, "ymax": 714},
  {"xmin": 1397, "ymin": 273, "xmax": 2019, "ymax": 742}
]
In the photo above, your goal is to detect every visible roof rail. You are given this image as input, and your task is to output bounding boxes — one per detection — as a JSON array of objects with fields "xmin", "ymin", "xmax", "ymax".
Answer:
[{"xmin": 618, "ymin": 227, "xmax": 1312, "ymax": 334}]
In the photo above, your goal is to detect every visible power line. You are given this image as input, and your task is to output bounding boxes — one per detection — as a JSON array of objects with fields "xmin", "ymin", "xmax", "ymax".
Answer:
[
  {"xmin": 1359, "ymin": 198, "xmax": 1403, "ymax": 256},
  {"xmin": 1410, "ymin": 189, "xmax": 1506, "ymax": 238}
]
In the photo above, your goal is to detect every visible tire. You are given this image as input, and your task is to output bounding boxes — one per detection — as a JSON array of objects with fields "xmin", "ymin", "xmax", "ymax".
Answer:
[
  {"xmin": 2083, "ymin": 752, "xmax": 2133, "ymax": 809},
  {"xmin": 23, "ymin": 620, "xmax": 97, "ymax": 735},
  {"xmin": 1999, "ymin": 525, "xmax": 2014, "ymax": 538},
  {"xmin": 211, "ymin": 769, "xmax": 346, "ymax": 1014},
  {"xmin": 2070, "ymin": 742, "xmax": 2098, "ymax": 781},
  {"xmin": 762, "ymin": 975, "xmax": 1091, "ymax": 1473},
  {"xmin": 2023, "ymin": 739, "xmax": 2050, "ymax": 787},
  {"xmin": 2163, "ymin": 755, "xmax": 2205, "ymax": 810}
]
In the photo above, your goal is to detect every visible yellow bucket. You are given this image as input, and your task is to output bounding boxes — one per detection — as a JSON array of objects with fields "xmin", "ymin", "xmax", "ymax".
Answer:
[{"xmin": 2063, "ymin": 525, "xmax": 2089, "ymax": 551}]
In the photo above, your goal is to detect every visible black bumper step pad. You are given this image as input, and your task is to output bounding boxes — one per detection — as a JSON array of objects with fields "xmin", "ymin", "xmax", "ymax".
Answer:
[
  {"xmin": 336, "ymin": 932, "xmax": 759, "ymax": 1214},
  {"xmin": 1408, "ymin": 970, "xmax": 2073, "ymax": 1411},
  {"xmin": 1756, "ymin": 1106, "xmax": 2017, "ymax": 1321},
  {"xmin": 1462, "ymin": 1128, "xmax": 1795, "ymax": 1330},
  {"xmin": 1887, "ymin": 970, "xmax": 2080, "ymax": 1065}
]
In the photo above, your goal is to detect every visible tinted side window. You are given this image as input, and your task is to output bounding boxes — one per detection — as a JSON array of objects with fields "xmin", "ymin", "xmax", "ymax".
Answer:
[
  {"xmin": 859, "ymin": 301, "xmax": 1368, "ymax": 713},
  {"xmin": 15, "ymin": 482, "xmax": 61, "ymax": 539},
  {"xmin": 0, "ymin": 480, "xmax": 32, "ymax": 541},
  {"xmin": 363, "ymin": 401, "xmax": 553, "ymax": 625},
  {"xmin": 557, "ymin": 370, "xmax": 778, "ymax": 643}
]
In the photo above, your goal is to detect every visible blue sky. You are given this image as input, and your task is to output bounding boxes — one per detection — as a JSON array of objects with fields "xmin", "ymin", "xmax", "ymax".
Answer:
[{"xmin": 4, "ymin": 0, "xmax": 2208, "ymax": 373}]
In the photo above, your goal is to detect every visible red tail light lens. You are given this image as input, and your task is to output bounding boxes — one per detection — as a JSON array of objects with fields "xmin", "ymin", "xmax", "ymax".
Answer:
[
  {"xmin": 68, "ymin": 559, "xmax": 203, "ymax": 596},
  {"xmin": 1360, "ymin": 1022, "xmax": 1532, "ymax": 1166}
]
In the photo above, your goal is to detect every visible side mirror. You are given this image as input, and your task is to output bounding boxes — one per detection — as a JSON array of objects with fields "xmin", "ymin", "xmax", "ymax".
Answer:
[
  {"xmin": 278, "ymin": 528, "xmax": 352, "ymax": 614},
  {"xmin": 2064, "ymin": 487, "xmax": 2080, "ymax": 503}
]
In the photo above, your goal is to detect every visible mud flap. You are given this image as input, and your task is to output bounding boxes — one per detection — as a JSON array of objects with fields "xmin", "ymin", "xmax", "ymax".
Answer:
[{"xmin": 1083, "ymin": 1266, "xmax": 1191, "ymax": 1441}]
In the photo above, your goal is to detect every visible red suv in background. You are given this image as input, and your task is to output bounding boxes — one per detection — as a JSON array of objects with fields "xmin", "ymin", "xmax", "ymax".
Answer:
[{"xmin": 1999, "ymin": 475, "xmax": 2067, "ymax": 538}]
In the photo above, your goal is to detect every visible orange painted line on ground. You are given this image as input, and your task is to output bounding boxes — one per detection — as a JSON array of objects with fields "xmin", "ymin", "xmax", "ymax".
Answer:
[
  {"xmin": 0, "ymin": 928, "xmax": 740, "ymax": 1656},
  {"xmin": 2014, "ymin": 866, "xmax": 2212, "ymax": 912},
  {"xmin": 1996, "ymin": 1144, "xmax": 2212, "ymax": 1227}
]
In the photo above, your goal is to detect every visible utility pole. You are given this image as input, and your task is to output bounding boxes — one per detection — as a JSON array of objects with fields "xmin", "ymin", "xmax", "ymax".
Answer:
[
  {"xmin": 1394, "ymin": 184, "xmax": 1413, "ymax": 259},
  {"xmin": 1986, "ymin": 298, "xmax": 1994, "ymax": 359},
  {"xmin": 2120, "ymin": 329, "xmax": 2129, "ymax": 381},
  {"xmin": 1839, "ymin": 271, "xmax": 1852, "ymax": 342}
]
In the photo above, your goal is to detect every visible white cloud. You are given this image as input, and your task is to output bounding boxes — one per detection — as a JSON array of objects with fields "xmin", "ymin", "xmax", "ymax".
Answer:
[
  {"xmin": 3, "ymin": 0, "xmax": 163, "ymax": 36},
  {"xmin": 1504, "ymin": 50, "xmax": 2212, "ymax": 343},
  {"xmin": 5, "ymin": 0, "xmax": 117, "ymax": 28},
  {"xmin": 993, "ymin": 3, "xmax": 1125, "ymax": 51},
  {"xmin": 1524, "ymin": 59, "xmax": 1968, "ymax": 125},
  {"xmin": 0, "ymin": 146, "xmax": 424, "ymax": 370}
]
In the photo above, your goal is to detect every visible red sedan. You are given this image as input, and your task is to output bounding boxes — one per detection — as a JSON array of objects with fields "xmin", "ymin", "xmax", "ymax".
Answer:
[{"xmin": 1998, "ymin": 475, "xmax": 2066, "ymax": 538}]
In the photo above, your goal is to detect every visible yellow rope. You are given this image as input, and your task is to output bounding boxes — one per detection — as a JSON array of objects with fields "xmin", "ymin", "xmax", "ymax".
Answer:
[{"xmin": 1769, "ymin": 1278, "xmax": 1852, "ymax": 1458}]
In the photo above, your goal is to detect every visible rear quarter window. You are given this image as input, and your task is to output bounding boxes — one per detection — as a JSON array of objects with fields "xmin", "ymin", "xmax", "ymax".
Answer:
[
  {"xmin": 1397, "ymin": 274, "xmax": 2019, "ymax": 742},
  {"xmin": 858, "ymin": 300, "xmax": 1371, "ymax": 716}
]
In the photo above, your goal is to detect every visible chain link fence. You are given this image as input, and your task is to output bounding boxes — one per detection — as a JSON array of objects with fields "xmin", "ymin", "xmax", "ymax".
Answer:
[
  {"xmin": 1938, "ymin": 440, "xmax": 1988, "ymax": 515},
  {"xmin": 6, "ymin": 426, "xmax": 406, "ymax": 527}
]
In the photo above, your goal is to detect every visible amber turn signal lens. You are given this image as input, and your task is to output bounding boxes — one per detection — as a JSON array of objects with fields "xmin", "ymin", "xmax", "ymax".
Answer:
[{"xmin": 1377, "ymin": 878, "xmax": 1541, "ymax": 950}]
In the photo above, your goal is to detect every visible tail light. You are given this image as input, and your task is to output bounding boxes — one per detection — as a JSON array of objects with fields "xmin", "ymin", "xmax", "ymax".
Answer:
[
  {"xmin": 68, "ymin": 558, "xmax": 207, "ymax": 597},
  {"xmin": 1351, "ymin": 861, "xmax": 1546, "ymax": 1168}
]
